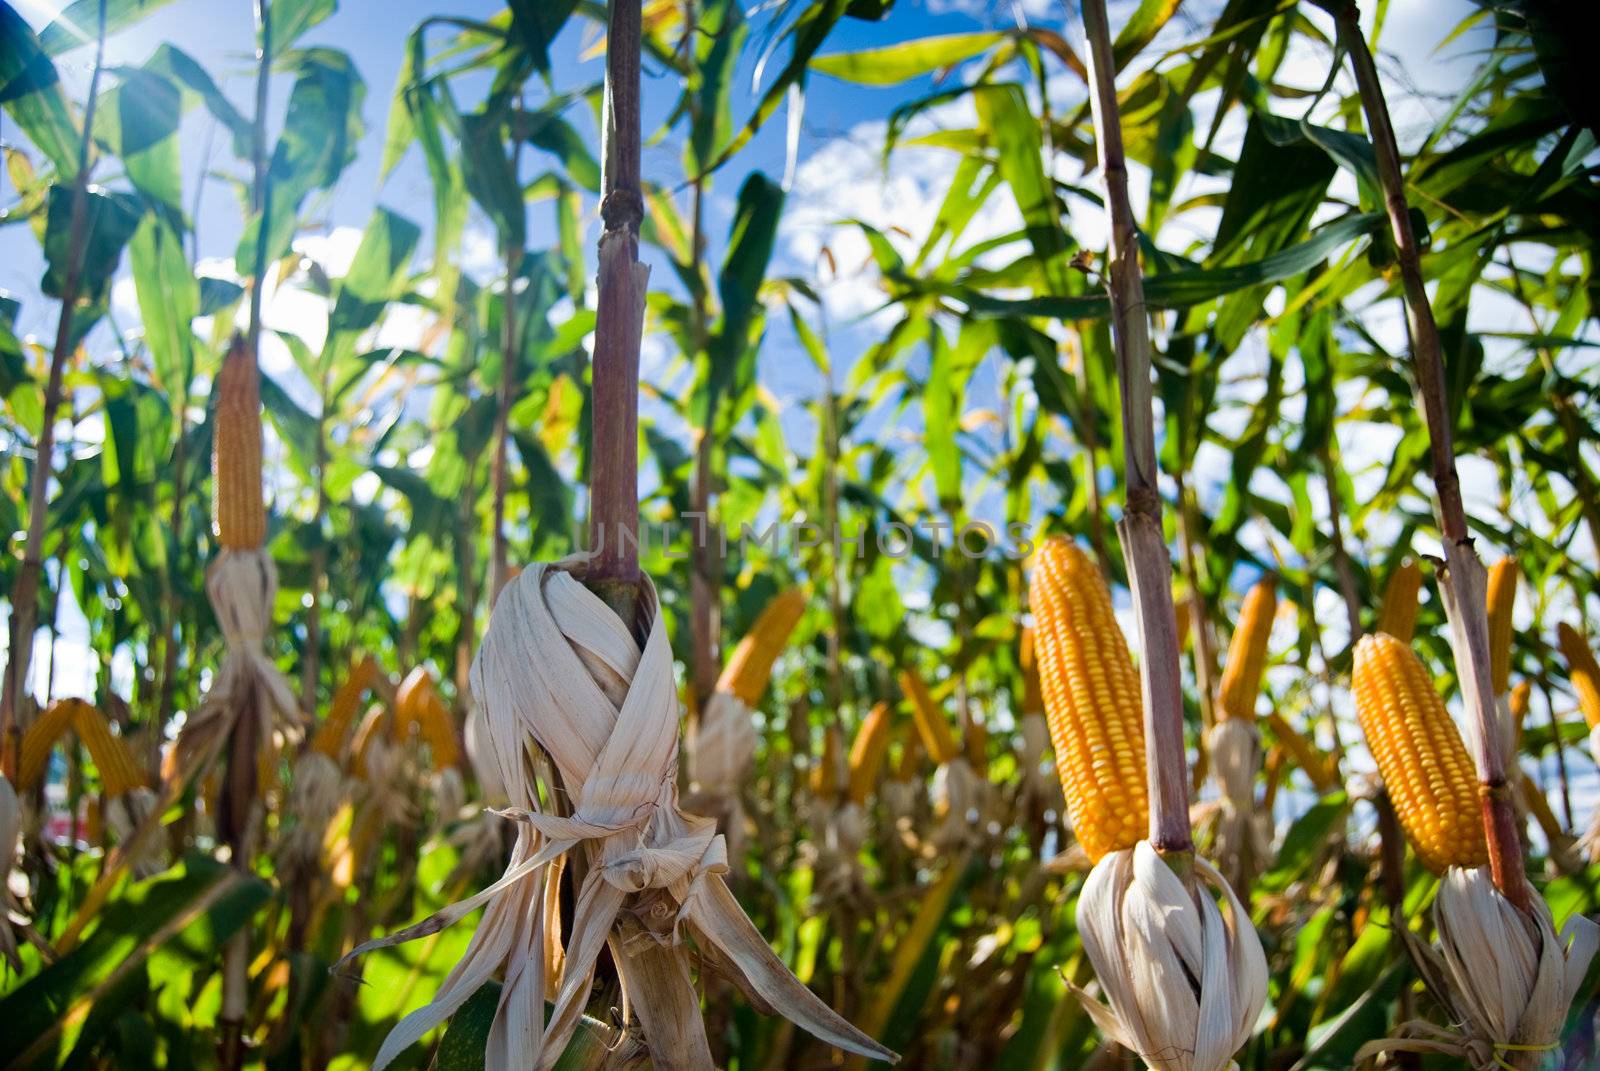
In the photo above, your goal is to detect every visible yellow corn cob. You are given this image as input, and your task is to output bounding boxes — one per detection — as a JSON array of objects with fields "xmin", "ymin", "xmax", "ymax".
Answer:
[
  {"xmin": 1217, "ymin": 578, "xmax": 1277, "ymax": 721},
  {"xmin": 899, "ymin": 668, "xmax": 961, "ymax": 765},
  {"xmin": 965, "ymin": 716, "xmax": 988, "ymax": 773},
  {"xmin": 1486, "ymin": 558, "xmax": 1519, "ymax": 696},
  {"xmin": 810, "ymin": 724, "xmax": 842, "ymax": 798},
  {"xmin": 1174, "ymin": 597, "xmax": 1192, "ymax": 653},
  {"xmin": 894, "ymin": 723, "xmax": 923, "ymax": 781},
  {"xmin": 1376, "ymin": 560, "xmax": 1423, "ymax": 644},
  {"xmin": 1019, "ymin": 626, "xmax": 1044, "ymax": 715},
  {"xmin": 1509, "ymin": 680, "xmax": 1531, "ymax": 743},
  {"xmin": 1558, "ymin": 623, "xmax": 1600, "ymax": 729},
  {"xmin": 847, "ymin": 702, "xmax": 894, "ymax": 805},
  {"xmin": 212, "ymin": 335, "xmax": 267, "ymax": 550},
  {"xmin": 397, "ymin": 668, "xmax": 460, "ymax": 771},
  {"xmin": 17, "ymin": 698, "xmax": 80, "ymax": 790},
  {"xmin": 1264, "ymin": 711, "xmax": 1336, "ymax": 795},
  {"xmin": 717, "ymin": 588, "xmax": 807, "ymax": 707},
  {"xmin": 1353, "ymin": 633, "xmax": 1487, "ymax": 874},
  {"xmin": 1029, "ymin": 536, "xmax": 1148, "ymax": 862},
  {"xmin": 70, "ymin": 704, "xmax": 146, "ymax": 798},
  {"xmin": 312, "ymin": 656, "xmax": 382, "ymax": 759}
]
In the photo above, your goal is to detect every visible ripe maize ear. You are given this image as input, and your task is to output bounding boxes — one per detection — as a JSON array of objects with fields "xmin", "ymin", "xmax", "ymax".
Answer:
[
  {"xmin": 717, "ymin": 588, "xmax": 807, "ymax": 707},
  {"xmin": 397, "ymin": 668, "xmax": 461, "ymax": 771},
  {"xmin": 1376, "ymin": 560, "xmax": 1423, "ymax": 644},
  {"xmin": 847, "ymin": 701, "xmax": 894, "ymax": 805},
  {"xmin": 900, "ymin": 668, "xmax": 961, "ymax": 765},
  {"xmin": 894, "ymin": 724, "xmax": 923, "ymax": 781},
  {"xmin": 811, "ymin": 724, "xmax": 842, "ymax": 798},
  {"xmin": 1029, "ymin": 536, "xmax": 1148, "ymax": 862},
  {"xmin": 964, "ymin": 716, "xmax": 988, "ymax": 774},
  {"xmin": 71, "ymin": 704, "xmax": 146, "ymax": 798},
  {"xmin": 1174, "ymin": 598, "xmax": 1192, "ymax": 653},
  {"xmin": 1353, "ymin": 633, "xmax": 1486, "ymax": 874},
  {"xmin": 1217, "ymin": 578, "xmax": 1277, "ymax": 721},
  {"xmin": 1486, "ymin": 559, "xmax": 1519, "ymax": 696},
  {"xmin": 17, "ymin": 698, "xmax": 80, "ymax": 790},
  {"xmin": 1558, "ymin": 623, "xmax": 1600, "ymax": 730},
  {"xmin": 313, "ymin": 656, "xmax": 382, "ymax": 760},
  {"xmin": 1019, "ymin": 626, "xmax": 1044, "ymax": 715},
  {"xmin": 1264, "ymin": 711, "xmax": 1336, "ymax": 795},
  {"xmin": 212, "ymin": 335, "xmax": 267, "ymax": 550}
]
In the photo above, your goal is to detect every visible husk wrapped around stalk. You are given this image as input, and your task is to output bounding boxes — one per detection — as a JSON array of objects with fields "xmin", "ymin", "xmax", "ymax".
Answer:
[
  {"xmin": 1072, "ymin": 842, "xmax": 1268, "ymax": 1071},
  {"xmin": 339, "ymin": 560, "xmax": 894, "ymax": 1069},
  {"xmin": 1205, "ymin": 719, "xmax": 1270, "ymax": 890},
  {"xmin": 1358, "ymin": 865, "xmax": 1597, "ymax": 1070}
]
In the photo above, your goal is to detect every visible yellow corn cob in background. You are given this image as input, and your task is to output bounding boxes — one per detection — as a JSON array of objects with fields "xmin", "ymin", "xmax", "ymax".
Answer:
[
  {"xmin": 312, "ymin": 656, "xmax": 383, "ymax": 760},
  {"xmin": 810, "ymin": 724, "xmax": 842, "ymax": 798},
  {"xmin": 1509, "ymin": 680, "xmax": 1531, "ymax": 742},
  {"xmin": 1019, "ymin": 626, "xmax": 1044, "ymax": 715},
  {"xmin": 397, "ymin": 668, "xmax": 461, "ymax": 771},
  {"xmin": 1485, "ymin": 558, "xmax": 1519, "ymax": 696},
  {"xmin": 965, "ymin": 716, "xmax": 988, "ymax": 775},
  {"xmin": 894, "ymin": 723, "xmax": 923, "ymax": 781},
  {"xmin": 900, "ymin": 668, "xmax": 961, "ymax": 765},
  {"xmin": 1264, "ymin": 711, "xmax": 1336, "ymax": 795},
  {"xmin": 847, "ymin": 702, "xmax": 894, "ymax": 805},
  {"xmin": 1029, "ymin": 536, "xmax": 1148, "ymax": 862},
  {"xmin": 71, "ymin": 705, "xmax": 147, "ymax": 798},
  {"xmin": 212, "ymin": 335, "xmax": 267, "ymax": 551},
  {"xmin": 17, "ymin": 698, "xmax": 80, "ymax": 791},
  {"xmin": 1217, "ymin": 577, "xmax": 1277, "ymax": 721},
  {"xmin": 1376, "ymin": 560, "xmax": 1423, "ymax": 643},
  {"xmin": 717, "ymin": 588, "xmax": 807, "ymax": 707},
  {"xmin": 1352, "ymin": 633, "xmax": 1487, "ymax": 874},
  {"xmin": 1558, "ymin": 623, "xmax": 1600, "ymax": 729},
  {"xmin": 1174, "ymin": 597, "xmax": 1192, "ymax": 653}
]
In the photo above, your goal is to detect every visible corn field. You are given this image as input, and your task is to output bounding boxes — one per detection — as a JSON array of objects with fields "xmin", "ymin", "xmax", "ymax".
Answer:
[{"xmin": 1, "ymin": 0, "xmax": 1598, "ymax": 1068}]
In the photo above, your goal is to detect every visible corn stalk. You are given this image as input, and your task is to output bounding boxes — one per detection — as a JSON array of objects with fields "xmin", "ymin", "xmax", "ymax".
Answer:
[
  {"xmin": 0, "ymin": 0, "xmax": 107, "ymax": 778},
  {"xmin": 1333, "ymin": 1, "xmax": 1529, "ymax": 911},
  {"xmin": 489, "ymin": 100, "xmax": 526, "ymax": 604},
  {"xmin": 1081, "ymin": 0, "xmax": 1191, "ymax": 854}
]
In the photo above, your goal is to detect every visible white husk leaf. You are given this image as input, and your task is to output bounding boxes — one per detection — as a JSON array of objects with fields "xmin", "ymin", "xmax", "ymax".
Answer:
[
  {"xmin": 931, "ymin": 756, "xmax": 992, "ymax": 852},
  {"xmin": 803, "ymin": 800, "xmax": 868, "ymax": 900},
  {"xmin": 362, "ymin": 736, "xmax": 417, "ymax": 828},
  {"xmin": 279, "ymin": 751, "xmax": 345, "ymax": 872},
  {"xmin": 340, "ymin": 561, "xmax": 895, "ymax": 1070},
  {"xmin": 1206, "ymin": 719, "xmax": 1270, "ymax": 885},
  {"xmin": 105, "ymin": 786, "xmax": 164, "ymax": 879},
  {"xmin": 1071, "ymin": 842, "xmax": 1267, "ymax": 1071},
  {"xmin": 176, "ymin": 550, "xmax": 300, "ymax": 771},
  {"xmin": 687, "ymin": 690, "xmax": 758, "ymax": 795},
  {"xmin": 1360, "ymin": 866, "xmax": 1600, "ymax": 1070}
]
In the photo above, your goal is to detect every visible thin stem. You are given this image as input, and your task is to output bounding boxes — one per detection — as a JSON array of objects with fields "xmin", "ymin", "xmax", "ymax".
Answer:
[
  {"xmin": 689, "ymin": 172, "xmax": 719, "ymax": 706},
  {"xmin": 583, "ymin": 0, "xmax": 649, "ymax": 623},
  {"xmin": 1082, "ymin": 0, "xmax": 1191, "ymax": 853},
  {"xmin": 490, "ymin": 99, "xmax": 526, "ymax": 604},
  {"xmin": 1335, "ymin": 2, "xmax": 1528, "ymax": 909},
  {"xmin": 1, "ymin": 0, "xmax": 108, "ymax": 779}
]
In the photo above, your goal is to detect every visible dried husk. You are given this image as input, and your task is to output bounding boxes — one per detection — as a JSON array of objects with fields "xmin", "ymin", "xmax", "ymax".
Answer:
[
  {"xmin": 803, "ymin": 799, "xmax": 868, "ymax": 901},
  {"xmin": 104, "ymin": 786, "xmax": 164, "ymax": 879},
  {"xmin": 1205, "ymin": 719, "xmax": 1270, "ymax": 889},
  {"xmin": 1018, "ymin": 711, "xmax": 1064, "ymax": 816},
  {"xmin": 1358, "ymin": 865, "xmax": 1598, "ymax": 1070},
  {"xmin": 279, "ymin": 751, "xmax": 346, "ymax": 872},
  {"xmin": 340, "ymin": 561, "xmax": 895, "ymax": 1069},
  {"xmin": 685, "ymin": 688, "xmax": 758, "ymax": 858},
  {"xmin": 174, "ymin": 550, "xmax": 300, "ymax": 790},
  {"xmin": 931, "ymin": 755, "xmax": 993, "ymax": 853},
  {"xmin": 1071, "ymin": 842, "xmax": 1267, "ymax": 1071}
]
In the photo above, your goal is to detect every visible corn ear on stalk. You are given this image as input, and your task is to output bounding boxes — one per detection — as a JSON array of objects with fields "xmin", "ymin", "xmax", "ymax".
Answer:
[
  {"xmin": 212, "ymin": 335, "xmax": 267, "ymax": 551},
  {"xmin": 312, "ymin": 656, "xmax": 382, "ymax": 761},
  {"xmin": 1353, "ymin": 633, "xmax": 1486, "ymax": 874},
  {"xmin": 1485, "ymin": 559, "xmax": 1519, "ymax": 697},
  {"xmin": 70, "ymin": 704, "xmax": 147, "ymax": 798},
  {"xmin": 1019, "ymin": 625, "xmax": 1043, "ymax": 715},
  {"xmin": 899, "ymin": 668, "xmax": 961, "ymax": 765},
  {"xmin": 17, "ymin": 698, "xmax": 80, "ymax": 791},
  {"xmin": 1376, "ymin": 560, "xmax": 1423, "ymax": 643},
  {"xmin": 396, "ymin": 668, "xmax": 461, "ymax": 771},
  {"xmin": 1264, "ymin": 711, "xmax": 1336, "ymax": 794},
  {"xmin": 1028, "ymin": 536, "xmax": 1147, "ymax": 862},
  {"xmin": 846, "ymin": 701, "xmax": 893, "ymax": 805},
  {"xmin": 810, "ymin": 724, "xmax": 842, "ymax": 799},
  {"xmin": 1217, "ymin": 578, "xmax": 1276, "ymax": 721},
  {"xmin": 716, "ymin": 588, "xmax": 806, "ymax": 707},
  {"xmin": 1558, "ymin": 623, "xmax": 1600, "ymax": 730}
]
